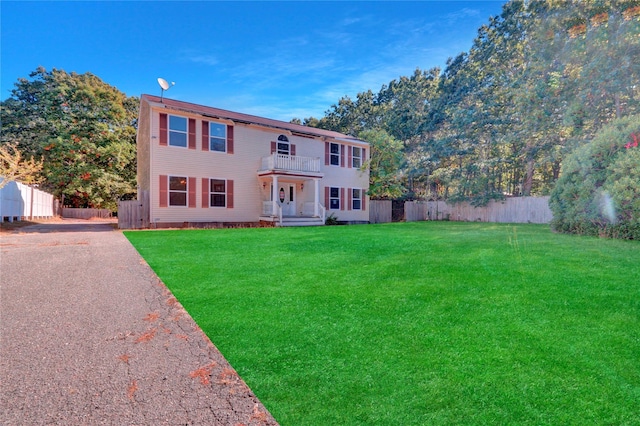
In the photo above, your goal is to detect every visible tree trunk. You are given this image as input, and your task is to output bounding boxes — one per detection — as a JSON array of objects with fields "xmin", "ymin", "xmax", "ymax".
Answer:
[{"xmin": 522, "ymin": 157, "xmax": 534, "ymax": 196}]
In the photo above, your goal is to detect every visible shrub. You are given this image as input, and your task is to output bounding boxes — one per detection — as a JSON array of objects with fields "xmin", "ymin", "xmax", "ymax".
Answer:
[{"xmin": 549, "ymin": 115, "xmax": 640, "ymax": 240}]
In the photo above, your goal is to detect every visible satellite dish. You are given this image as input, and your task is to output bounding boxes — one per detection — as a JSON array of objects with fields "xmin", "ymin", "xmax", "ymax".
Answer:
[
  {"xmin": 157, "ymin": 77, "xmax": 170, "ymax": 90},
  {"xmin": 157, "ymin": 78, "xmax": 175, "ymax": 102}
]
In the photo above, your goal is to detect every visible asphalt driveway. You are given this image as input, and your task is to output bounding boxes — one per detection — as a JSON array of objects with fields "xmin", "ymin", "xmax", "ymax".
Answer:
[{"xmin": 0, "ymin": 219, "xmax": 277, "ymax": 425}]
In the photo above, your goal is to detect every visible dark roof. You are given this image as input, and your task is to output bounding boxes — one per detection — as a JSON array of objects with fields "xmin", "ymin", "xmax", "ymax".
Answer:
[{"xmin": 141, "ymin": 94, "xmax": 366, "ymax": 144}]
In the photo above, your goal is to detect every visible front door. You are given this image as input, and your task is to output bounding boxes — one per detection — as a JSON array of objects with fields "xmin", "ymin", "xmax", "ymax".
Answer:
[{"xmin": 278, "ymin": 184, "xmax": 296, "ymax": 216}]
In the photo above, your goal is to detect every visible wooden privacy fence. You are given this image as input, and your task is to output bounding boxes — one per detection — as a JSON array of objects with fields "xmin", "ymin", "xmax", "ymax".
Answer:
[
  {"xmin": 118, "ymin": 191, "xmax": 149, "ymax": 229},
  {"xmin": 370, "ymin": 197, "xmax": 552, "ymax": 224},
  {"xmin": 369, "ymin": 200, "xmax": 392, "ymax": 224},
  {"xmin": 0, "ymin": 180, "xmax": 56, "ymax": 222},
  {"xmin": 62, "ymin": 208, "xmax": 112, "ymax": 219},
  {"xmin": 425, "ymin": 196, "xmax": 552, "ymax": 224},
  {"xmin": 405, "ymin": 201, "xmax": 428, "ymax": 222}
]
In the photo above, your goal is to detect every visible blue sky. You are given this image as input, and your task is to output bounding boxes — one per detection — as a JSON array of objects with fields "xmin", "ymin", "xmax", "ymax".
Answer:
[{"xmin": 1, "ymin": 1, "xmax": 507, "ymax": 121}]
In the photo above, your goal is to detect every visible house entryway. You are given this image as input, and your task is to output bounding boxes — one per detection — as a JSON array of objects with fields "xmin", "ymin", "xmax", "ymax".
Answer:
[
  {"xmin": 259, "ymin": 177, "xmax": 325, "ymax": 227},
  {"xmin": 278, "ymin": 184, "xmax": 296, "ymax": 216}
]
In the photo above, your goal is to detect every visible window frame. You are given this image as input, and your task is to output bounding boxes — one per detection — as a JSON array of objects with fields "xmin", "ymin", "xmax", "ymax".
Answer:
[
  {"xmin": 352, "ymin": 188, "xmax": 362, "ymax": 210},
  {"xmin": 169, "ymin": 175, "xmax": 188, "ymax": 206},
  {"xmin": 209, "ymin": 122, "xmax": 227, "ymax": 152},
  {"xmin": 329, "ymin": 187, "xmax": 340, "ymax": 210},
  {"xmin": 209, "ymin": 178, "xmax": 227, "ymax": 208},
  {"xmin": 168, "ymin": 115, "xmax": 188, "ymax": 148},
  {"xmin": 277, "ymin": 135, "xmax": 290, "ymax": 155},
  {"xmin": 330, "ymin": 143, "xmax": 340, "ymax": 166},
  {"xmin": 352, "ymin": 147, "xmax": 362, "ymax": 168}
]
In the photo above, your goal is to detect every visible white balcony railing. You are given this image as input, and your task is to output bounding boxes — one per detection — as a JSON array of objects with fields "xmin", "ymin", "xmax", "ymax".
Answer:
[{"xmin": 260, "ymin": 154, "xmax": 321, "ymax": 173}]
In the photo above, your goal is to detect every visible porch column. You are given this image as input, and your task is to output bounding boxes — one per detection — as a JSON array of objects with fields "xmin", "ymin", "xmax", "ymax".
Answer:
[
  {"xmin": 272, "ymin": 175, "xmax": 279, "ymax": 216},
  {"xmin": 314, "ymin": 178, "xmax": 320, "ymax": 217}
]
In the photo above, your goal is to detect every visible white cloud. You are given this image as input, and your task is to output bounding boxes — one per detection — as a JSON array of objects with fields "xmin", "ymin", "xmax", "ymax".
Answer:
[{"xmin": 180, "ymin": 49, "xmax": 220, "ymax": 66}]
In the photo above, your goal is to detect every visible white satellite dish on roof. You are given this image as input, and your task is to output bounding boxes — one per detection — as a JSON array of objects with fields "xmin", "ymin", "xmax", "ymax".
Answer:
[{"xmin": 157, "ymin": 77, "xmax": 175, "ymax": 102}]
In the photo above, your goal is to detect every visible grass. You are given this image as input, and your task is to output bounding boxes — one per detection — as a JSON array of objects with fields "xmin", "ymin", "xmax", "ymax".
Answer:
[{"xmin": 125, "ymin": 222, "xmax": 640, "ymax": 425}]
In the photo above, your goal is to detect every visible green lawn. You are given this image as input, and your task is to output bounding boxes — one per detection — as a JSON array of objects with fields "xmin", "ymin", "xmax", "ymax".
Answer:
[{"xmin": 125, "ymin": 222, "xmax": 640, "ymax": 425}]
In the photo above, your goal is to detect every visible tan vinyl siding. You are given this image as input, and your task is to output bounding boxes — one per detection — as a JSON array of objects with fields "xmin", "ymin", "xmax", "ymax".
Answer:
[{"xmin": 143, "ymin": 97, "xmax": 369, "ymax": 225}]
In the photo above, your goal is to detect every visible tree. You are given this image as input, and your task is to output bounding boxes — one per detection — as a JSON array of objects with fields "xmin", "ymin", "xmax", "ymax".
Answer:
[
  {"xmin": 549, "ymin": 114, "xmax": 640, "ymax": 240},
  {"xmin": 1, "ymin": 67, "xmax": 138, "ymax": 210},
  {"xmin": 359, "ymin": 129, "xmax": 405, "ymax": 199},
  {"xmin": 0, "ymin": 143, "xmax": 43, "ymax": 189}
]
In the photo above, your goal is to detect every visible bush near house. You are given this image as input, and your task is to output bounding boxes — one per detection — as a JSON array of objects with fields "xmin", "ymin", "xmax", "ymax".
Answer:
[{"xmin": 550, "ymin": 115, "xmax": 640, "ymax": 240}]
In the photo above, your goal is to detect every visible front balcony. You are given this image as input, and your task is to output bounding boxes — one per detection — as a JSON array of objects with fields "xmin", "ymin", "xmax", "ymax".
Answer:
[{"xmin": 259, "ymin": 153, "xmax": 322, "ymax": 176}]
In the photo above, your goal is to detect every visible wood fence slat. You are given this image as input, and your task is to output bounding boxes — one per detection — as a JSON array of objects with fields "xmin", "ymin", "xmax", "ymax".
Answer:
[
  {"xmin": 423, "ymin": 196, "xmax": 552, "ymax": 224},
  {"xmin": 369, "ymin": 200, "xmax": 392, "ymax": 224},
  {"xmin": 117, "ymin": 190, "xmax": 149, "ymax": 229}
]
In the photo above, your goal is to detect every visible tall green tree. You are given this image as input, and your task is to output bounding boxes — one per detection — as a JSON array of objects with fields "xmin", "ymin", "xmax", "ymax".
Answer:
[
  {"xmin": 1, "ymin": 67, "xmax": 138, "ymax": 210},
  {"xmin": 305, "ymin": 0, "xmax": 640, "ymax": 205},
  {"xmin": 359, "ymin": 129, "xmax": 405, "ymax": 200}
]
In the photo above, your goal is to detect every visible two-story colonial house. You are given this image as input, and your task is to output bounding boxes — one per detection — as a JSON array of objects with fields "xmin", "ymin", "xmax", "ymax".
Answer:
[{"xmin": 136, "ymin": 95, "xmax": 369, "ymax": 227}]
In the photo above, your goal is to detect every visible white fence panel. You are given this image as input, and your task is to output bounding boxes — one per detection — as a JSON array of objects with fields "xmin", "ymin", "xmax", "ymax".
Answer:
[{"xmin": 0, "ymin": 179, "xmax": 55, "ymax": 222}]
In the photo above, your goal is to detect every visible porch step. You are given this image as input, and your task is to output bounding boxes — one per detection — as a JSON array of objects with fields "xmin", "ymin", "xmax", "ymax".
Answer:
[{"xmin": 280, "ymin": 217, "xmax": 325, "ymax": 227}]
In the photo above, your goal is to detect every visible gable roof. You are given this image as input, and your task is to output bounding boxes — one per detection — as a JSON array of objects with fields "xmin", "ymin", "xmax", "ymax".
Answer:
[{"xmin": 141, "ymin": 94, "xmax": 367, "ymax": 145}]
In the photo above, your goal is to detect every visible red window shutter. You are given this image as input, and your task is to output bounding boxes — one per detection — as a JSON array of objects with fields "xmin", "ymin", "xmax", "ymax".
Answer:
[
  {"xmin": 202, "ymin": 121, "xmax": 209, "ymax": 151},
  {"xmin": 159, "ymin": 114, "xmax": 168, "ymax": 146},
  {"xmin": 340, "ymin": 144, "xmax": 345, "ymax": 168},
  {"xmin": 362, "ymin": 148, "xmax": 366, "ymax": 163},
  {"xmin": 188, "ymin": 118, "xmax": 196, "ymax": 150},
  {"xmin": 202, "ymin": 178, "xmax": 209, "ymax": 208},
  {"xmin": 271, "ymin": 141, "xmax": 277, "ymax": 154},
  {"xmin": 325, "ymin": 142, "xmax": 330, "ymax": 165},
  {"xmin": 362, "ymin": 193, "xmax": 366, "ymax": 211},
  {"xmin": 159, "ymin": 175, "xmax": 168, "ymax": 207},
  {"xmin": 227, "ymin": 125, "xmax": 234, "ymax": 154},
  {"xmin": 227, "ymin": 180, "xmax": 234, "ymax": 208},
  {"xmin": 347, "ymin": 187, "xmax": 352, "ymax": 210},
  {"xmin": 348, "ymin": 146, "xmax": 353, "ymax": 168},
  {"xmin": 340, "ymin": 187, "xmax": 345, "ymax": 210},
  {"xmin": 324, "ymin": 187, "xmax": 329, "ymax": 208},
  {"xmin": 188, "ymin": 177, "xmax": 196, "ymax": 207},
  {"xmin": 291, "ymin": 144, "xmax": 296, "ymax": 156}
]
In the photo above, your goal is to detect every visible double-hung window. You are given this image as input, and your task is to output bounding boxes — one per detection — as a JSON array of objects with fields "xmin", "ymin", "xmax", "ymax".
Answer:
[
  {"xmin": 169, "ymin": 115, "xmax": 188, "ymax": 147},
  {"xmin": 330, "ymin": 143, "xmax": 340, "ymax": 166},
  {"xmin": 209, "ymin": 179, "xmax": 226, "ymax": 207},
  {"xmin": 277, "ymin": 135, "xmax": 290, "ymax": 155},
  {"xmin": 352, "ymin": 147, "xmax": 362, "ymax": 168},
  {"xmin": 352, "ymin": 189, "xmax": 362, "ymax": 210},
  {"xmin": 169, "ymin": 176, "xmax": 188, "ymax": 206},
  {"xmin": 209, "ymin": 122, "xmax": 226, "ymax": 152},
  {"xmin": 329, "ymin": 187, "xmax": 340, "ymax": 210}
]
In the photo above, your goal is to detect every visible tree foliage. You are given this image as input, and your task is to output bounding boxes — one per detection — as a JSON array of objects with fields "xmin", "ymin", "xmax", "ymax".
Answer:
[
  {"xmin": 359, "ymin": 129, "xmax": 404, "ymax": 199},
  {"xmin": 549, "ymin": 115, "xmax": 640, "ymax": 240},
  {"xmin": 304, "ymin": 0, "xmax": 640, "ymax": 210},
  {"xmin": 0, "ymin": 143, "xmax": 44, "ymax": 189},
  {"xmin": 1, "ymin": 67, "xmax": 138, "ymax": 210}
]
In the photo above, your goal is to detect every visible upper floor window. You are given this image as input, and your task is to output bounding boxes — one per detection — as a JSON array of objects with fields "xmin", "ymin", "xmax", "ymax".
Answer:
[
  {"xmin": 277, "ymin": 135, "xmax": 290, "ymax": 155},
  {"xmin": 169, "ymin": 176, "xmax": 188, "ymax": 206},
  {"xmin": 169, "ymin": 115, "xmax": 188, "ymax": 147},
  {"xmin": 352, "ymin": 147, "xmax": 362, "ymax": 168},
  {"xmin": 210, "ymin": 122, "xmax": 227, "ymax": 152},
  {"xmin": 330, "ymin": 143, "xmax": 340, "ymax": 166}
]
